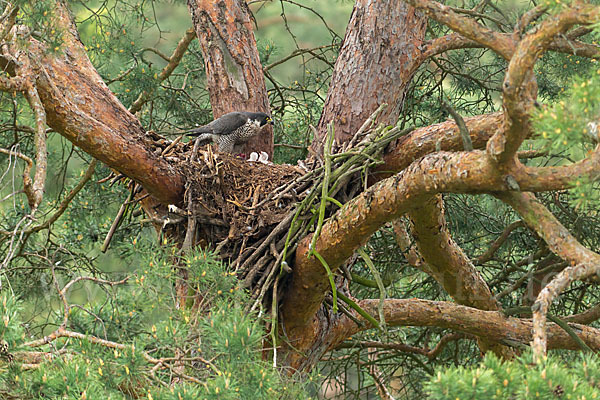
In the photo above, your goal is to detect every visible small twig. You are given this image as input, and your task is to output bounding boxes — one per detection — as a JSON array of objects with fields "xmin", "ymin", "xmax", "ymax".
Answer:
[
  {"xmin": 274, "ymin": 142, "xmax": 306, "ymax": 150},
  {"xmin": 366, "ymin": 349, "xmax": 397, "ymax": 400},
  {"xmin": 475, "ymin": 220, "xmax": 524, "ymax": 264},
  {"xmin": 161, "ymin": 135, "xmax": 182, "ymax": 157},
  {"xmin": 102, "ymin": 184, "xmax": 137, "ymax": 252},
  {"xmin": 337, "ymin": 333, "xmax": 472, "ymax": 360},
  {"xmin": 129, "ymin": 28, "xmax": 196, "ymax": 114},
  {"xmin": 263, "ymin": 44, "xmax": 335, "ymax": 72},
  {"xmin": 357, "ymin": 248, "xmax": 387, "ymax": 331},
  {"xmin": 337, "ymin": 292, "xmax": 379, "ymax": 330},
  {"xmin": 28, "ymin": 159, "xmax": 97, "ymax": 233},
  {"xmin": 442, "ymin": 99, "xmax": 472, "ymax": 151},
  {"xmin": 0, "ymin": 148, "xmax": 34, "ymax": 206}
]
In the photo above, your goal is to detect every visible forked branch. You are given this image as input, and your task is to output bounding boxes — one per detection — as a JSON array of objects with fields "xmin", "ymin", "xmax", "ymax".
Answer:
[{"xmin": 498, "ymin": 192, "xmax": 600, "ymax": 360}]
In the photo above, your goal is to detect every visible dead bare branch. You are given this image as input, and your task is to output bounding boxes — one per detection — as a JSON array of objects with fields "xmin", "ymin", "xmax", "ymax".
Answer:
[{"xmin": 129, "ymin": 28, "xmax": 197, "ymax": 114}]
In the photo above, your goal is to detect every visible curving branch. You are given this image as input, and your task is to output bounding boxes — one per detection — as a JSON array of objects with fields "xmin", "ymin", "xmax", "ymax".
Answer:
[
  {"xmin": 282, "ymin": 140, "xmax": 600, "ymax": 368},
  {"xmin": 404, "ymin": 0, "xmax": 514, "ymax": 59},
  {"xmin": 497, "ymin": 192, "xmax": 600, "ymax": 360},
  {"xmin": 408, "ymin": 196, "xmax": 499, "ymax": 311},
  {"xmin": 422, "ymin": 31, "xmax": 600, "ymax": 60},
  {"xmin": 408, "ymin": 195, "xmax": 513, "ymax": 357},
  {"xmin": 28, "ymin": 159, "xmax": 97, "ymax": 234},
  {"xmin": 565, "ymin": 303, "xmax": 600, "ymax": 325},
  {"xmin": 0, "ymin": 75, "xmax": 45, "ymax": 210},
  {"xmin": 378, "ymin": 112, "xmax": 502, "ymax": 179},
  {"xmin": 23, "ymin": 83, "xmax": 47, "ymax": 211},
  {"xmin": 488, "ymin": 4, "xmax": 600, "ymax": 166},
  {"xmin": 12, "ymin": 1, "xmax": 185, "ymax": 205}
]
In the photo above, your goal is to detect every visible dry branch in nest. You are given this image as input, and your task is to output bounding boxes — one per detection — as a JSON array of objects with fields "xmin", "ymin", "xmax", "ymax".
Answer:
[{"xmin": 149, "ymin": 106, "xmax": 411, "ymax": 315}]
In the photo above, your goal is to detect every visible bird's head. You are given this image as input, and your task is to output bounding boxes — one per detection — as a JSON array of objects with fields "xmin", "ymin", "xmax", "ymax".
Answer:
[{"xmin": 248, "ymin": 112, "xmax": 273, "ymax": 127}]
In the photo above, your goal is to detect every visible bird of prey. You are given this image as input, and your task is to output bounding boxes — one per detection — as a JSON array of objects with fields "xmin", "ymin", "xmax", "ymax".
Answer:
[{"xmin": 186, "ymin": 111, "xmax": 273, "ymax": 153}]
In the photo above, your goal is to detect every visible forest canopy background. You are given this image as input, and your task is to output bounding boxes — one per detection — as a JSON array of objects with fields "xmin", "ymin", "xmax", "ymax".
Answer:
[{"xmin": 0, "ymin": 0, "xmax": 600, "ymax": 399}]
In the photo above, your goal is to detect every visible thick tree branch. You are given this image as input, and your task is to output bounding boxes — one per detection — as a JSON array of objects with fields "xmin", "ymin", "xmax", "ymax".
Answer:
[
  {"xmin": 379, "ymin": 112, "xmax": 502, "ymax": 178},
  {"xmin": 23, "ymin": 83, "xmax": 47, "ymax": 210},
  {"xmin": 409, "ymin": 196, "xmax": 498, "ymax": 311},
  {"xmin": 488, "ymin": 4, "xmax": 600, "ymax": 166},
  {"xmin": 423, "ymin": 32, "xmax": 600, "ymax": 60},
  {"xmin": 422, "ymin": 33, "xmax": 484, "ymax": 58},
  {"xmin": 549, "ymin": 36, "xmax": 600, "ymax": 58},
  {"xmin": 282, "ymin": 143, "xmax": 600, "ymax": 367},
  {"xmin": 0, "ymin": 60, "xmax": 46, "ymax": 210},
  {"xmin": 25, "ymin": 2, "xmax": 184, "ymax": 205},
  {"xmin": 505, "ymin": 5, "xmax": 599, "ymax": 101},
  {"xmin": 405, "ymin": 0, "xmax": 514, "ymax": 59},
  {"xmin": 409, "ymin": 195, "xmax": 513, "ymax": 357},
  {"xmin": 564, "ymin": 303, "xmax": 600, "ymax": 325},
  {"xmin": 332, "ymin": 299, "xmax": 600, "ymax": 353},
  {"xmin": 391, "ymin": 218, "xmax": 427, "ymax": 271}
]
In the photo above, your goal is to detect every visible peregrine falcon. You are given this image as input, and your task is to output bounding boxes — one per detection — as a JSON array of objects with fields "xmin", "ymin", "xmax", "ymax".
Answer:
[{"xmin": 186, "ymin": 111, "xmax": 273, "ymax": 153}]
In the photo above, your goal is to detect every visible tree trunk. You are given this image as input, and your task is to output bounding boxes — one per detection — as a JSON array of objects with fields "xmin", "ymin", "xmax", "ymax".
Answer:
[
  {"xmin": 280, "ymin": 1, "xmax": 428, "ymax": 370},
  {"xmin": 187, "ymin": 0, "xmax": 273, "ymax": 156},
  {"xmin": 313, "ymin": 0, "xmax": 426, "ymax": 151}
]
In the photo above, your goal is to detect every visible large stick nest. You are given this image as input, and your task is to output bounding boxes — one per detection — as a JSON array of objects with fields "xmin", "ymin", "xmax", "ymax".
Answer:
[
  {"xmin": 148, "ymin": 107, "xmax": 410, "ymax": 311},
  {"xmin": 182, "ymin": 148, "xmax": 306, "ymax": 244}
]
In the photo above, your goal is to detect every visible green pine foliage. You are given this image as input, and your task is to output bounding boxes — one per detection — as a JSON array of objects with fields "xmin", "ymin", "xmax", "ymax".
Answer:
[
  {"xmin": 426, "ymin": 352, "xmax": 600, "ymax": 400},
  {"xmin": 0, "ymin": 248, "xmax": 310, "ymax": 399},
  {"xmin": 533, "ymin": 72, "xmax": 600, "ymax": 208}
]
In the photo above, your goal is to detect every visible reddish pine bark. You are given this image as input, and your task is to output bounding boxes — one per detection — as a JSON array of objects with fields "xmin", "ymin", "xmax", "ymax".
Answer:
[
  {"xmin": 313, "ymin": 0, "xmax": 427, "ymax": 150},
  {"xmin": 187, "ymin": 0, "xmax": 273, "ymax": 156},
  {"xmin": 23, "ymin": 3, "xmax": 184, "ymax": 205}
]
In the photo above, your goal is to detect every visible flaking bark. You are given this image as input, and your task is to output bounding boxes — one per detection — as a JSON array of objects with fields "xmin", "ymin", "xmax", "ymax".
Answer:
[
  {"xmin": 187, "ymin": 0, "xmax": 273, "ymax": 156},
  {"xmin": 313, "ymin": 0, "xmax": 426, "ymax": 149}
]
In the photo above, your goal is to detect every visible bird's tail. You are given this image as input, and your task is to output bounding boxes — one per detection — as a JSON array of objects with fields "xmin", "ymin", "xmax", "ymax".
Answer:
[{"xmin": 185, "ymin": 126, "xmax": 211, "ymax": 136}]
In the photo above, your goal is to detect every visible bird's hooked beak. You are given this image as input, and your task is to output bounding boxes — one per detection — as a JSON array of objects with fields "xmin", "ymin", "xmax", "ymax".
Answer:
[{"xmin": 266, "ymin": 116, "xmax": 274, "ymax": 125}]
